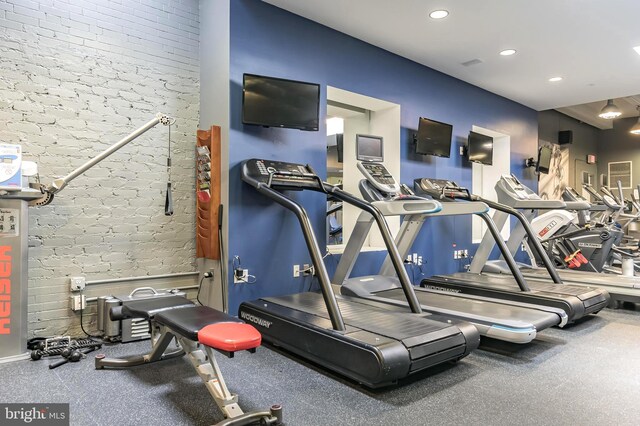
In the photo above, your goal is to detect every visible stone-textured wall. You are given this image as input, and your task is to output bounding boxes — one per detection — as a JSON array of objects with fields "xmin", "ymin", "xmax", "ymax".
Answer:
[{"xmin": 0, "ymin": 0, "xmax": 199, "ymax": 336}]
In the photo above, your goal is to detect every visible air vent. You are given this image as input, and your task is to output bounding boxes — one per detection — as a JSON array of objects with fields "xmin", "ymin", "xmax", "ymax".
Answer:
[
  {"xmin": 608, "ymin": 161, "xmax": 632, "ymax": 189},
  {"xmin": 461, "ymin": 59, "xmax": 483, "ymax": 67}
]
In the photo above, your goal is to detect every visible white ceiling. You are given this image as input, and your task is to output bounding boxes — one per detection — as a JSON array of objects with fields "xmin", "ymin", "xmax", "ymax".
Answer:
[{"xmin": 264, "ymin": 0, "xmax": 640, "ymax": 111}]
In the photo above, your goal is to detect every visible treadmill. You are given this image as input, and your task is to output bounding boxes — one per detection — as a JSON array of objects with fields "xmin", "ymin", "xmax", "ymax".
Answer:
[
  {"xmin": 415, "ymin": 177, "xmax": 610, "ymax": 322},
  {"xmin": 336, "ymin": 161, "xmax": 566, "ymax": 344},
  {"xmin": 478, "ymin": 175, "xmax": 640, "ymax": 305},
  {"xmin": 238, "ymin": 159, "xmax": 479, "ymax": 388}
]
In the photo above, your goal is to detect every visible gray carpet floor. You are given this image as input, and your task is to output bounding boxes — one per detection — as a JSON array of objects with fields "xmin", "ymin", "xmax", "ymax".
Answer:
[{"xmin": 1, "ymin": 306, "xmax": 639, "ymax": 426}]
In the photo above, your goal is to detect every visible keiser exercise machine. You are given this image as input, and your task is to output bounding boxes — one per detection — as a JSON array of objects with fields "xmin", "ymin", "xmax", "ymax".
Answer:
[
  {"xmin": 95, "ymin": 296, "xmax": 282, "ymax": 426},
  {"xmin": 479, "ymin": 175, "xmax": 640, "ymax": 305},
  {"xmin": 0, "ymin": 114, "xmax": 173, "ymax": 363},
  {"xmin": 336, "ymin": 144, "xmax": 565, "ymax": 344},
  {"xmin": 239, "ymin": 158, "xmax": 479, "ymax": 388},
  {"xmin": 416, "ymin": 177, "xmax": 610, "ymax": 322}
]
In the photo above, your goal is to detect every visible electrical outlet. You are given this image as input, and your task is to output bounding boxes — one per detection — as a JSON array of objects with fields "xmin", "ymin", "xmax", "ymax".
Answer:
[
  {"xmin": 453, "ymin": 250, "xmax": 458, "ymax": 260},
  {"xmin": 293, "ymin": 264, "xmax": 300, "ymax": 278},
  {"xmin": 463, "ymin": 249, "xmax": 469, "ymax": 258},
  {"xmin": 417, "ymin": 256, "xmax": 423, "ymax": 265},
  {"xmin": 234, "ymin": 269, "xmax": 249, "ymax": 283},
  {"xmin": 302, "ymin": 264, "xmax": 314, "ymax": 276},
  {"xmin": 412, "ymin": 253, "xmax": 418, "ymax": 264},
  {"xmin": 69, "ymin": 276, "xmax": 85, "ymax": 292}
]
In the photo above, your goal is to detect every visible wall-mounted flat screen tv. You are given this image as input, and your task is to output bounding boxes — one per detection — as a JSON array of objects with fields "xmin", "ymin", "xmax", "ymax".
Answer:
[
  {"xmin": 415, "ymin": 117, "xmax": 453, "ymax": 158},
  {"xmin": 242, "ymin": 73, "xmax": 320, "ymax": 131},
  {"xmin": 537, "ymin": 145, "xmax": 552, "ymax": 174},
  {"xmin": 467, "ymin": 131, "xmax": 494, "ymax": 165}
]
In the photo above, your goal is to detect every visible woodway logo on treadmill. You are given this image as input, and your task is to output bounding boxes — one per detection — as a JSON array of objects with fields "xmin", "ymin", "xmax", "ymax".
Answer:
[
  {"xmin": 240, "ymin": 312, "xmax": 273, "ymax": 328},
  {"xmin": 423, "ymin": 285, "xmax": 461, "ymax": 293}
]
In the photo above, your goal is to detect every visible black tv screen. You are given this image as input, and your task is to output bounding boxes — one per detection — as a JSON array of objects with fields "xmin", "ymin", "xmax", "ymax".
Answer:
[
  {"xmin": 336, "ymin": 134, "xmax": 344, "ymax": 163},
  {"xmin": 416, "ymin": 117, "xmax": 453, "ymax": 158},
  {"xmin": 242, "ymin": 74, "xmax": 320, "ymax": 131},
  {"xmin": 356, "ymin": 134, "xmax": 384, "ymax": 162},
  {"xmin": 467, "ymin": 131, "xmax": 493, "ymax": 165},
  {"xmin": 537, "ymin": 146, "xmax": 552, "ymax": 174}
]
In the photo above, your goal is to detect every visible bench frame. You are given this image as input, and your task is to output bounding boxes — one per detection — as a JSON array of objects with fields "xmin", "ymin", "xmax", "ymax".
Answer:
[{"xmin": 95, "ymin": 318, "xmax": 282, "ymax": 426}]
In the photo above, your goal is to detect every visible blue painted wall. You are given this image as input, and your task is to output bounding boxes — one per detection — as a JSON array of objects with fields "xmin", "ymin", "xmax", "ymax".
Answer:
[{"xmin": 225, "ymin": 0, "xmax": 539, "ymax": 314}]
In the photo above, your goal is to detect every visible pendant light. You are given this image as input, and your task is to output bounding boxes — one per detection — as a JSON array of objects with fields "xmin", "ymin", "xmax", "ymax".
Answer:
[{"xmin": 598, "ymin": 99, "xmax": 622, "ymax": 119}]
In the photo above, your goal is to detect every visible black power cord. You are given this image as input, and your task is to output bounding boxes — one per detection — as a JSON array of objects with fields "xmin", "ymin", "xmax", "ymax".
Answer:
[
  {"xmin": 79, "ymin": 300, "xmax": 102, "ymax": 339},
  {"xmin": 196, "ymin": 274, "xmax": 210, "ymax": 306}
]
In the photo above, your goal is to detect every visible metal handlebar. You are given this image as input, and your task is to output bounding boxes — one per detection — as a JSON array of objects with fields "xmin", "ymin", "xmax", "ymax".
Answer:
[
  {"xmin": 46, "ymin": 113, "xmax": 173, "ymax": 194},
  {"xmin": 617, "ymin": 180, "xmax": 625, "ymax": 204},
  {"xmin": 128, "ymin": 287, "xmax": 160, "ymax": 297}
]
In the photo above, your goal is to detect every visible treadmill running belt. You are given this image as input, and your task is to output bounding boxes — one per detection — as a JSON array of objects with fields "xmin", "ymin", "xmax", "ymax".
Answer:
[
  {"xmin": 374, "ymin": 288, "xmax": 559, "ymax": 331},
  {"xmin": 443, "ymin": 273, "xmax": 601, "ymax": 298},
  {"xmin": 264, "ymin": 292, "xmax": 461, "ymax": 344}
]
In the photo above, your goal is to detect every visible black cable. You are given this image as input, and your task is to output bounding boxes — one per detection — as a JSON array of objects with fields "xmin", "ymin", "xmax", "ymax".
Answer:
[
  {"xmin": 218, "ymin": 204, "xmax": 227, "ymax": 313},
  {"xmin": 79, "ymin": 302, "xmax": 102, "ymax": 339},
  {"xmin": 196, "ymin": 275, "xmax": 206, "ymax": 305}
]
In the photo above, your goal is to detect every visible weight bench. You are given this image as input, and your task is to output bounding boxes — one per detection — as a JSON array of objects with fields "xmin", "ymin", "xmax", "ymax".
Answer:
[{"xmin": 95, "ymin": 296, "xmax": 282, "ymax": 426}]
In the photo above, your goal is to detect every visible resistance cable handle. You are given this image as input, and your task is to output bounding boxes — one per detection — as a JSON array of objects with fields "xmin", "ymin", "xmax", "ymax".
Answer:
[{"xmin": 164, "ymin": 120, "xmax": 174, "ymax": 216}]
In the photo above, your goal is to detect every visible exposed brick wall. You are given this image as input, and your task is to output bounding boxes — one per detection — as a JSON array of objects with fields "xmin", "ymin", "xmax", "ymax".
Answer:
[{"xmin": 0, "ymin": 0, "xmax": 199, "ymax": 337}]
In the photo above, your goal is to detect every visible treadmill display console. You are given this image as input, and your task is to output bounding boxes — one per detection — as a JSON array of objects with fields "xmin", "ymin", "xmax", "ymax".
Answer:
[
  {"xmin": 242, "ymin": 159, "xmax": 321, "ymax": 190},
  {"xmin": 414, "ymin": 178, "xmax": 470, "ymax": 200},
  {"xmin": 502, "ymin": 175, "xmax": 539, "ymax": 200},
  {"xmin": 357, "ymin": 162, "xmax": 400, "ymax": 194},
  {"xmin": 563, "ymin": 186, "xmax": 587, "ymax": 202}
]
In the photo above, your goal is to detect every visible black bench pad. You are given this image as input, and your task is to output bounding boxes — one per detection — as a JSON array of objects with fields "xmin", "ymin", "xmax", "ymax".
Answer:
[
  {"xmin": 121, "ymin": 296, "xmax": 195, "ymax": 319},
  {"xmin": 154, "ymin": 306, "xmax": 243, "ymax": 341}
]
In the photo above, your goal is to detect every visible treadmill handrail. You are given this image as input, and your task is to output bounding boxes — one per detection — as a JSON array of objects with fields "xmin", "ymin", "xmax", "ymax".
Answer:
[
  {"xmin": 582, "ymin": 183, "xmax": 603, "ymax": 202},
  {"xmin": 327, "ymin": 186, "xmax": 423, "ymax": 314},
  {"xmin": 476, "ymin": 211, "xmax": 531, "ymax": 292},
  {"xmin": 241, "ymin": 162, "xmax": 346, "ymax": 332},
  {"xmin": 256, "ymin": 185, "xmax": 346, "ymax": 332},
  {"xmin": 476, "ymin": 197, "xmax": 563, "ymax": 284}
]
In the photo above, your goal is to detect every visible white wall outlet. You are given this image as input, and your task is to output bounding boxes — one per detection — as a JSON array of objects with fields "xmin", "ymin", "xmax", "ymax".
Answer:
[
  {"xmin": 302, "ymin": 264, "xmax": 314, "ymax": 276},
  {"xmin": 293, "ymin": 264, "xmax": 300, "ymax": 278},
  {"xmin": 234, "ymin": 269, "xmax": 249, "ymax": 283},
  {"xmin": 70, "ymin": 295, "xmax": 85, "ymax": 311},
  {"xmin": 417, "ymin": 256, "xmax": 423, "ymax": 265},
  {"xmin": 69, "ymin": 276, "xmax": 86, "ymax": 292}
]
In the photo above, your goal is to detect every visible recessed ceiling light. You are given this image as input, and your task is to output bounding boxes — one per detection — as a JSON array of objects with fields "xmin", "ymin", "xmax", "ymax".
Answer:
[
  {"xmin": 549, "ymin": 77, "xmax": 563, "ymax": 82},
  {"xmin": 499, "ymin": 49, "xmax": 516, "ymax": 56},
  {"xmin": 429, "ymin": 10, "xmax": 449, "ymax": 19},
  {"xmin": 634, "ymin": 46, "xmax": 640, "ymax": 56}
]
